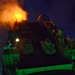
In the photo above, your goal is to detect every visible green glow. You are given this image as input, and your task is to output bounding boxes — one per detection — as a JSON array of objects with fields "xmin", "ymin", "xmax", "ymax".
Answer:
[
  {"xmin": 16, "ymin": 64, "xmax": 73, "ymax": 75},
  {"xmin": 65, "ymin": 49, "xmax": 75, "ymax": 60},
  {"xmin": 3, "ymin": 54, "xmax": 20, "ymax": 66},
  {"xmin": 72, "ymin": 50, "xmax": 75, "ymax": 60},
  {"xmin": 23, "ymin": 44, "xmax": 33, "ymax": 54},
  {"xmin": 4, "ymin": 43, "xmax": 17, "ymax": 50},
  {"xmin": 4, "ymin": 46, "xmax": 17, "ymax": 50},
  {"xmin": 40, "ymin": 40, "xmax": 56, "ymax": 55}
]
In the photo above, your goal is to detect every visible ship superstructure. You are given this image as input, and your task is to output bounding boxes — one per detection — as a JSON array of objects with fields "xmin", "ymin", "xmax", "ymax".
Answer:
[{"xmin": 3, "ymin": 15, "xmax": 75, "ymax": 75}]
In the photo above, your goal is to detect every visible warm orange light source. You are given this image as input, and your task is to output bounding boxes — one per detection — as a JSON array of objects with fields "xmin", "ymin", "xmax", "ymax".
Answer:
[
  {"xmin": 67, "ymin": 37, "xmax": 70, "ymax": 40},
  {"xmin": 13, "ymin": 5, "xmax": 28, "ymax": 22},
  {"xmin": 0, "ymin": 4, "xmax": 28, "ymax": 28}
]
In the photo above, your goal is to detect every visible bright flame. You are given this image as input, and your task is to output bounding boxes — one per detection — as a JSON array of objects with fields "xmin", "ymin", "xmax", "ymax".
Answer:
[{"xmin": 0, "ymin": 4, "xmax": 28, "ymax": 28}]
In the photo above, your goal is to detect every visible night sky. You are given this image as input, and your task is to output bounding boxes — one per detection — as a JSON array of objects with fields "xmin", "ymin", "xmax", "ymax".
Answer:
[
  {"xmin": 0, "ymin": 0, "xmax": 75, "ymax": 74},
  {"xmin": 24, "ymin": 0, "xmax": 75, "ymax": 39}
]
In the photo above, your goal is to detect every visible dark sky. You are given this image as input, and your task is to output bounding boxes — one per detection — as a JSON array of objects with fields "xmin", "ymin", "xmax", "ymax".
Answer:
[{"xmin": 24, "ymin": 0, "xmax": 75, "ymax": 39}]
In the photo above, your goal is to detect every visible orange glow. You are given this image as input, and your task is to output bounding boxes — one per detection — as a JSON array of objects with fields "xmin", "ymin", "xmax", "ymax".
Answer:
[
  {"xmin": 67, "ymin": 37, "xmax": 70, "ymax": 40},
  {"xmin": 0, "ymin": 4, "xmax": 28, "ymax": 28}
]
